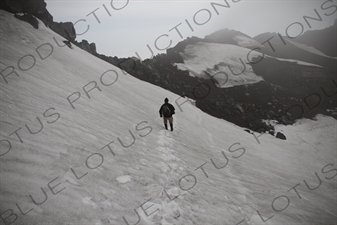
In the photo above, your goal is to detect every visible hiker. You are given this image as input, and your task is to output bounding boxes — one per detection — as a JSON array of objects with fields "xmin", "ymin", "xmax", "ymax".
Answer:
[{"xmin": 159, "ymin": 98, "xmax": 175, "ymax": 131}]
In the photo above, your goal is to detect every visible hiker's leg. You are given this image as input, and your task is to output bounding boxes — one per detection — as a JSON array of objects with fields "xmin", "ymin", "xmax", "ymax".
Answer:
[
  {"xmin": 164, "ymin": 117, "xmax": 168, "ymax": 129},
  {"xmin": 169, "ymin": 117, "xmax": 173, "ymax": 131}
]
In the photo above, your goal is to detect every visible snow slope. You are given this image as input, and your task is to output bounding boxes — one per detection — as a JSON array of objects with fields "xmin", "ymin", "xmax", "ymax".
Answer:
[
  {"xmin": 0, "ymin": 10, "xmax": 337, "ymax": 225},
  {"xmin": 266, "ymin": 55, "xmax": 323, "ymax": 67},
  {"xmin": 175, "ymin": 42, "xmax": 323, "ymax": 88}
]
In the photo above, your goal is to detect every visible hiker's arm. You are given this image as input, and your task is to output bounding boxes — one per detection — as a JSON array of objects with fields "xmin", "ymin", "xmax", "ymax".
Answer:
[
  {"xmin": 159, "ymin": 106, "xmax": 162, "ymax": 117},
  {"xmin": 170, "ymin": 104, "xmax": 175, "ymax": 114}
]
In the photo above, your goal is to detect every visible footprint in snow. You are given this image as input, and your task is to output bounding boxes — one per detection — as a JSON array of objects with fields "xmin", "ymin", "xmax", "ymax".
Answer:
[{"xmin": 82, "ymin": 196, "xmax": 98, "ymax": 209}]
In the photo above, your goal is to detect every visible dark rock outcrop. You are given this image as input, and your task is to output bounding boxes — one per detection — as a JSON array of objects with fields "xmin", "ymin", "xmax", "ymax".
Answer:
[
  {"xmin": 1, "ymin": 0, "xmax": 76, "ymax": 42},
  {"xmin": 294, "ymin": 19, "xmax": 337, "ymax": 57},
  {"xmin": 74, "ymin": 40, "xmax": 97, "ymax": 55},
  {"xmin": 49, "ymin": 22, "xmax": 76, "ymax": 42},
  {"xmin": 166, "ymin": 36, "xmax": 204, "ymax": 63},
  {"xmin": 253, "ymin": 32, "xmax": 336, "ymax": 71},
  {"xmin": 276, "ymin": 132, "xmax": 286, "ymax": 140},
  {"xmin": 0, "ymin": 0, "xmax": 53, "ymax": 25},
  {"xmin": 14, "ymin": 13, "xmax": 39, "ymax": 29}
]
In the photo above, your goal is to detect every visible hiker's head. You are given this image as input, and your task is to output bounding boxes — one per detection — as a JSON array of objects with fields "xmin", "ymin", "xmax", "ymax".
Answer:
[{"xmin": 164, "ymin": 98, "xmax": 169, "ymax": 103}]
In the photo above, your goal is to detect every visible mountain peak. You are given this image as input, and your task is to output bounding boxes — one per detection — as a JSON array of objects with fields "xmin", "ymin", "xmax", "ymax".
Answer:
[{"xmin": 204, "ymin": 28, "xmax": 251, "ymax": 44}]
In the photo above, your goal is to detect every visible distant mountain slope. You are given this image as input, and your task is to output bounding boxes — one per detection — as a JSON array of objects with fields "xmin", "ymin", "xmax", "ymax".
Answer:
[
  {"xmin": 253, "ymin": 32, "xmax": 337, "ymax": 70},
  {"xmin": 286, "ymin": 39, "xmax": 337, "ymax": 59},
  {"xmin": 205, "ymin": 28, "xmax": 252, "ymax": 45},
  {"xmin": 293, "ymin": 19, "xmax": 337, "ymax": 57}
]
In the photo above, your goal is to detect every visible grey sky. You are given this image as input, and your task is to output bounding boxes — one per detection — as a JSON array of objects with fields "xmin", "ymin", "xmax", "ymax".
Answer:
[{"xmin": 45, "ymin": 0, "xmax": 337, "ymax": 59}]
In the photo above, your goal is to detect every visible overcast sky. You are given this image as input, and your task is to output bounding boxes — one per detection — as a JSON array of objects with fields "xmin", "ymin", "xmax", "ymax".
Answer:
[{"xmin": 45, "ymin": 0, "xmax": 337, "ymax": 59}]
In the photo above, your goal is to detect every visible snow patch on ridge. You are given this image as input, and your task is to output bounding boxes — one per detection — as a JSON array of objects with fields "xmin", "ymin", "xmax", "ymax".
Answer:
[
  {"xmin": 175, "ymin": 42, "xmax": 264, "ymax": 88},
  {"xmin": 175, "ymin": 42, "xmax": 324, "ymax": 89},
  {"xmin": 265, "ymin": 55, "xmax": 323, "ymax": 67},
  {"xmin": 234, "ymin": 35, "xmax": 263, "ymax": 48},
  {"xmin": 287, "ymin": 39, "xmax": 337, "ymax": 59}
]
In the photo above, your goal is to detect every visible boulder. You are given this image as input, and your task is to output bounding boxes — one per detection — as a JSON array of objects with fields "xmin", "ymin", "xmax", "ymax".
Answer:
[{"xmin": 276, "ymin": 132, "xmax": 287, "ymax": 140}]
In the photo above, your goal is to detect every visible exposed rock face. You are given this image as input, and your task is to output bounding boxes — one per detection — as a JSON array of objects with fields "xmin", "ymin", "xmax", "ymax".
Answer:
[
  {"xmin": 253, "ymin": 32, "xmax": 336, "ymax": 71},
  {"xmin": 294, "ymin": 19, "xmax": 337, "ymax": 57},
  {"xmin": 166, "ymin": 36, "xmax": 204, "ymax": 63},
  {"xmin": 49, "ymin": 22, "xmax": 76, "ymax": 42},
  {"xmin": 74, "ymin": 40, "xmax": 97, "ymax": 55},
  {"xmin": 0, "ymin": 0, "xmax": 53, "ymax": 25},
  {"xmin": 14, "ymin": 13, "xmax": 39, "ymax": 29},
  {"xmin": 0, "ymin": 0, "xmax": 76, "ymax": 41}
]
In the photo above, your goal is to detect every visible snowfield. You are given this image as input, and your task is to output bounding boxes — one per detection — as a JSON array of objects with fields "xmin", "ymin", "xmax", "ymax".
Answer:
[
  {"xmin": 175, "ymin": 42, "xmax": 265, "ymax": 88},
  {"xmin": 175, "ymin": 42, "xmax": 324, "ymax": 88},
  {"xmin": 0, "ymin": 10, "xmax": 336, "ymax": 225},
  {"xmin": 233, "ymin": 35, "xmax": 263, "ymax": 49}
]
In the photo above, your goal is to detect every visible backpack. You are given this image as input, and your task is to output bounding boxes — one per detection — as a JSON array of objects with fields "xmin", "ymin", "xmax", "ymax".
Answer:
[{"xmin": 162, "ymin": 105, "xmax": 171, "ymax": 117}]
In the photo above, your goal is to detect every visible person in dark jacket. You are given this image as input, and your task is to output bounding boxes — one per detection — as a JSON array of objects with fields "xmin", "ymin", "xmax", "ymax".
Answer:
[{"xmin": 159, "ymin": 98, "xmax": 175, "ymax": 131}]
